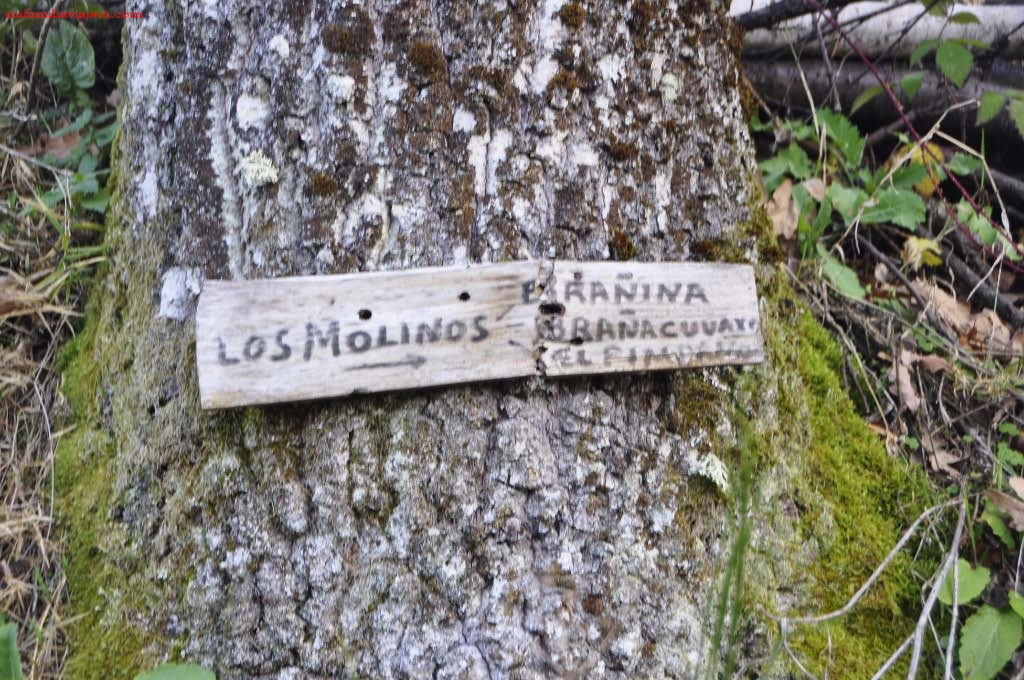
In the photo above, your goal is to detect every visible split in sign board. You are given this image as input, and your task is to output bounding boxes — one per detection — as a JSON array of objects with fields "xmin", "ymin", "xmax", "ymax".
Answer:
[{"xmin": 196, "ymin": 260, "xmax": 764, "ymax": 409}]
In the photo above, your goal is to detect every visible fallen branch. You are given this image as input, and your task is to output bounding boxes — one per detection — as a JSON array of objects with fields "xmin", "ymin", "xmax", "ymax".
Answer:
[
  {"xmin": 743, "ymin": 58, "xmax": 1024, "ymax": 151},
  {"xmin": 737, "ymin": 1, "xmax": 1024, "ymax": 57}
]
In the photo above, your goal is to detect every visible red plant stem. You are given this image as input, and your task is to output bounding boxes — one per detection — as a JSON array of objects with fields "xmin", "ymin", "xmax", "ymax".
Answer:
[{"xmin": 800, "ymin": 0, "xmax": 1024, "ymax": 274}]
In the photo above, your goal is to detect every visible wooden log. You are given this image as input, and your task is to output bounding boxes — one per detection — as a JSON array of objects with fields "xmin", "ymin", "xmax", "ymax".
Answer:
[{"xmin": 196, "ymin": 261, "xmax": 764, "ymax": 408}]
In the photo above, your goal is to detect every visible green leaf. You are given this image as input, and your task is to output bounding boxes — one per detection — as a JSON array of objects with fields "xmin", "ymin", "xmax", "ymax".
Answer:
[
  {"xmin": 760, "ymin": 143, "xmax": 813, "ymax": 192},
  {"xmin": 851, "ymin": 85, "xmax": 884, "ymax": 114},
  {"xmin": 816, "ymin": 108, "xmax": 866, "ymax": 167},
  {"xmin": 910, "ymin": 37, "xmax": 940, "ymax": 66},
  {"xmin": 949, "ymin": 11, "xmax": 980, "ymax": 24},
  {"xmin": 817, "ymin": 243, "xmax": 866, "ymax": 300},
  {"xmin": 959, "ymin": 606, "xmax": 1022, "ymax": 680},
  {"xmin": 936, "ymin": 40, "xmax": 973, "ymax": 88},
  {"xmin": 80, "ymin": 189, "xmax": 110, "ymax": 214},
  {"xmin": 891, "ymin": 163, "xmax": 928, "ymax": 189},
  {"xmin": 1009, "ymin": 99, "xmax": 1024, "ymax": 142},
  {"xmin": 982, "ymin": 505, "xmax": 1015, "ymax": 550},
  {"xmin": 40, "ymin": 22, "xmax": 95, "ymax": 94},
  {"xmin": 997, "ymin": 442, "xmax": 1024, "ymax": 468},
  {"xmin": 998, "ymin": 422, "xmax": 1021, "ymax": 437},
  {"xmin": 900, "ymin": 72, "xmax": 925, "ymax": 100},
  {"xmin": 135, "ymin": 663, "xmax": 216, "ymax": 680},
  {"xmin": 1010, "ymin": 592, "xmax": 1024, "ymax": 620},
  {"xmin": 946, "ymin": 152, "xmax": 982, "ymax": 176},
  {"xmin": 51, "ymin": 108, "xmax": 92, "ymax": 138},
  {"xmin": 861, "ymin": 188, "xmax": 926, "ymax": 230},
  {"xmin": 825, "ymin": 184, "xmax": 868, "ymax": 225},
  {"xmin": 0, "ymin": 623, "xmax": 24, "ymax": 680},
  {"xmin": 938, "ymin": 558, "xmax": 990, "ymax": 606},
  {"xmin": 924, "ymin": 0, "xmax": 953, "ymax": 16}
]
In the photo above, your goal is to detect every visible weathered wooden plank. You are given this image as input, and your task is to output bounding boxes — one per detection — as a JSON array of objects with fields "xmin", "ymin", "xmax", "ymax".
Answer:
[
  {"xmin": 196, "ymin": 261, "xmax": 764, "ymax": 408},
  {"xmin": 196, "ymin": 262, "xmax": 539, "ymax": 408},
  {"xmin": 535, "ymin": 262, "xmax": 764, "ymax": 376}
]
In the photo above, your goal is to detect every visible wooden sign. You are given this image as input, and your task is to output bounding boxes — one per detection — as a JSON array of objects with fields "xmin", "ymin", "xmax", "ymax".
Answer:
[{"xmin": 196, "ymin": 261, "xmax": 763, "ymax": 409}]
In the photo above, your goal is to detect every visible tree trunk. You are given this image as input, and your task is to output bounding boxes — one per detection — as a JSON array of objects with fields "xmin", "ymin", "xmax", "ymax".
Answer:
[{"xmin": 56, "ymin": 0, "xmax": 932, "ymax": 678}]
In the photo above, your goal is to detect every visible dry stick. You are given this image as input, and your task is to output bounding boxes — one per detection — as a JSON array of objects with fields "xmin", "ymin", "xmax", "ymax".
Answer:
[
  {"xmin": 815, "ymin": 14, "xmax": 842, "ymax": 110},
  {"xmin": 803, "ymin": 0, "xmax": 1024, "ymax": 274},
  {"xmin": 907, "ymin": 493, "xmax": 967, "ymax": 680},
  {"xmin": 929, "ymin": 221, "xmax": 1024, "ymax": 330},
  {"xmin": 855, "ymin": 233, "xmax": 929, "ymax": 312},
  {"xmin": 734, "ymin": 0, "xmax": 862, "ymax": 31},
  {"xmin": 943, "ymin": 545, "xmax": 960, "ymax": 680},
  {"xmin": 871, "ymin": 633, "xmax": 915, "ymax": 680},
  {"xmin": 776, "ymin": 499, "xmax": 959, "ymax": 626}
]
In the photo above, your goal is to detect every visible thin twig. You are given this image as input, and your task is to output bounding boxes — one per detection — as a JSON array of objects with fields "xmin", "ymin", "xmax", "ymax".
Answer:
[
  {"xmin": 774, "ymin": 499, "xmax": 958, "ymax": 625},
  {"xmin": 907, "ymin": 492, "xmax": 967, "ymax": 679}
]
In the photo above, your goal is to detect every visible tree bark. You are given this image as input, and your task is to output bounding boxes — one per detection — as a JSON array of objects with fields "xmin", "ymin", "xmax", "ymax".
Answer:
[{"xmin": 56, "ymin": 0, "xmax": 925, "ymax": 678}]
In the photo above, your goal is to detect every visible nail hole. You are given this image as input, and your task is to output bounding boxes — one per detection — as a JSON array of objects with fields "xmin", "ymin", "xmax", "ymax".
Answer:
[
  {"xmin": 569, "ymin": 336, "xmax": 584, "ymax": 345},
  {"xmin": 539, "ymin": 302, "xmax": 565, "ymax": 315},
  {"xmin": 458, "ymin": 291, "xmax": 471, "ymax": 301},
  {"xmin": 574, "ymin": 271, "xmax": 583, "ymax": 280},
  {"xmin": 358, "ymin": 309, "xmax": 372, "ymax": 320}
]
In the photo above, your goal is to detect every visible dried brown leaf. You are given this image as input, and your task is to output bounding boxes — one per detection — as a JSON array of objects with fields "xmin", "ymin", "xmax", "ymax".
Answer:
[
  {"xmin": 888, "ymin": 351, "xmax": 921, "ymax": 412},
  {"xmin": 802, "ymin": 177, "xmax": 826, "ymax": 202},
  {"xmin": 986, "ymin": 490, "xmax": 1024, "ymax": 531},
  {"xmin": 1009, "ymin": 476, "xmax": 1024, "ymax": 502},
  {"xmin": 913, "ymin": 280, "xmax": 1022, "ymax": 356},
  {"xmin": 767, "ymin": 178, "xmax": 798, "ymax": 240}
]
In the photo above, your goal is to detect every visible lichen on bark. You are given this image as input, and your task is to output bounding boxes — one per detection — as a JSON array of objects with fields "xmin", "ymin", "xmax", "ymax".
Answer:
[{"xmin": 55, "ymin": 0, "xmax": 936, "ymax": 678}]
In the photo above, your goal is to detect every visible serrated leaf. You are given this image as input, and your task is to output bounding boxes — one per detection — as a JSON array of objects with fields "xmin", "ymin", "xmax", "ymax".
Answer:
[
  {"xmin": 817, "ymin": 243, "xmax": 865, "ymax": 299},
  {"xmin": 825, "ymin": 184, "xmax": 867, "ymax": 226},
  {"xmin": 936, "ymin": 40, "xmax": 973, "ymax": 88},
  {"xmin": 901, "ymin": 72, "xmax": 925, "ymax": 100},
  {"xmin": 0, "ymin": 623, "xmax": 24, "ymax": 680},
  {"xmin": 938, "ymin": 558, "xmax": 990, "ymax": 606},
  {"xmin": 959, "ymin": 606, "xmax": 1022, "ymax": 680},
  {"xmin": 947, "ymin": 152, "xmax": 982, "ymax": 176},
  {"xmin": 816, "ymin": 108, "xmax": 865, "ymax": 167},
  {"xmin": 950, "ymin": 11, "xmax": 980, "ymax": 24},
  {"xmin": 1010, "ymin": 592, "xmax": 1024, "ymax": 619},
  {"xmin": 1009, "ymin": 99, "xmax": 1024, "ymax": 142},
  {"xmin": 982, "ymin": 505, "xmax": 1016, "ymax": 550},
  {"xmin": 910, "ymin": 37, "xmax": 940, "ymax": 66},
  {"xmin": 851, "ymin": 84, "xmax": 884, "ymax": 114},
  {"xmin": 135, "ymin": 663, "xmax": 216, "ymax": 680},
  {"xmin": 891, "ymin": 163, "xmax": 928, "ymax": 189},
  {"xmin": 40, "ymin": 22, "xmax": 95, "ymax": 94},
  {"xmin": 760, "ymin": 143, "xmax": 813, "ymax": 192},
  {"xmin": 861, "ymin": 188, "xmax": 926, "ymax": 230}
]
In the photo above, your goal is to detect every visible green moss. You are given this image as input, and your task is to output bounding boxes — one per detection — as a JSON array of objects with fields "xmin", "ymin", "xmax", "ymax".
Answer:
[
  {"xmin": 55, "ymin": 303, "xmax": 156, "ymax": 680},
  {"xmin": 724, "ymin": 267, "xmax": 938, "ymax": 676}
]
